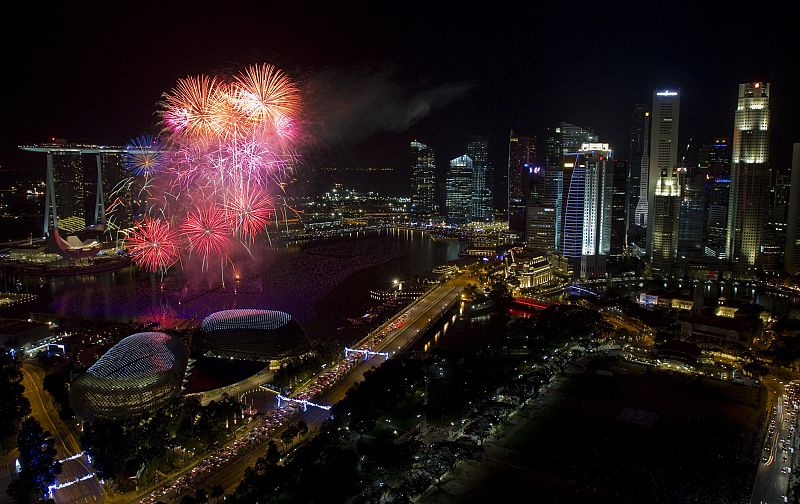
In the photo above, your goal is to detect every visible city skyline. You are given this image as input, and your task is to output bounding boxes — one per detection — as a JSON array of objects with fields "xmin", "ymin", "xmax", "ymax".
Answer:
[{"xmin": 3, "ymin": 5, "xmax": 800, "ymax": 504}]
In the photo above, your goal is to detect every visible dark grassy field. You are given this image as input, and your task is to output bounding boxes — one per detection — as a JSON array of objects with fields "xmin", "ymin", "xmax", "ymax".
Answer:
[{"xmin": 424, "ymin": 358, "xmax": 764, "ymax": 504}]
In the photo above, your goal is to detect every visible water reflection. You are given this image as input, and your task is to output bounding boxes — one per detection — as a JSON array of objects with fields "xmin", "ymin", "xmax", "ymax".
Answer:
[{"xmin": 3, "ymin": 229, "xmax": 464, "ymax": 323}]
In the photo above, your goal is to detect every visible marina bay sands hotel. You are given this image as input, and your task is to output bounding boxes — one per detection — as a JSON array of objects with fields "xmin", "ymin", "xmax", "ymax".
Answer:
[{"xmin": 20, "ymin": 141, "xmax": 143, "ymax": 236}]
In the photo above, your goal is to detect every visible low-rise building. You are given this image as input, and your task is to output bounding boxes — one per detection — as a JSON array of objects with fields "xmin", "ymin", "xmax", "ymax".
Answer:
[
  {"xmin": 678, "ymin": 313, "xmax": 761, "ymax": 353},
  {"xmin": 0, "ymin": 318, "xmax": 49, "ymax": 349},
  {"xmin": 508, "ymin": 255, "xmax": 555, "ymax": 289},
  {"xmin": 637, "ymin": 291, "xmax": 693, "ymax": 311}
]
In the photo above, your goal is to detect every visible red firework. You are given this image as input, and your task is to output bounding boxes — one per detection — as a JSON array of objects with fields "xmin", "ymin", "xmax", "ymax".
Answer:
[
  {"xmin": 125, "ymin": 218, "xmax": 180, "ymax": 272},
  {"xmin": 226, "ymin": 189, "xmax": 273, "ymax": 239},
  {"xmin": 180, "ymin": 206, "xmax": 231, "ymax": 263}
]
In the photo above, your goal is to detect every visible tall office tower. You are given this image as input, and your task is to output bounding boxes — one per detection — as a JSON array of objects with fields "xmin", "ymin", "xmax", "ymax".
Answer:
[
  {"xmin": 525, "ymin": 159, "xmax": 554, "ymax": 251},
  {"xmin": 527, "ymin": 163, "xmax": 545, "ymax": 203},
  {"xmin": 626, "ymin": 104, "xmax": 649, "ymax": 232},
  {"xmin": 562, "ymin": 144, "xmax": 614, "ymax": 278},
  {"xmin": 645, "ymin": 89, "xmax": 680, "ymax": 255},
  {"xmin": 525, "ymin": 205, "xmax": 556, "ymax": 251},
  {"xmin": 468, "ymin": 138, "xmax": 493, "ymax": 223},
  {"xmin": 772, "ymin": 166, "xmax": 791, "ymax": 208},
  {"xmin": 561, "ymin": 152, "xmax": 583, "ymax": 262},
  {"xmin": 698, "ymin": 137, "xmax": 730, "ymax": 178},
  {"xmin": 761, "ymin": 206, "xmax": 786, "ymax": 273},
  {"xmin": 543, "ymin": 127, "xmax": 564, "ymax": 249},
  {"xmin": 98, "ymin": 150, "xmax": 140, "ymax": 230},
  {"xmin": 610, "ymin": 159, "xmax": 628, "ymax": 256},
  {"xmin": 705, "ymin": 177, "xmax": 730, "ymax": 259},
  {"xmin": 51, "ymin": 151, "xmax": 85, "ymax": 232},
  {"xmin": 410, "ymin": 140, "xmax": 438, "ymax": 221},
  {"xmin": 785, "ymin": 145, "xmax": 800, "ymax": 274},
  {"xmin": 21, "ymin": 142, "xmax": 139, "ymax": 235},
  {"xmin": 471, "ymin": 162, "xmax": 493, "ymax": 223},
  {"xmin": 726, "ymin": 82, "xmax": 771, "ymax": 268},
  {"xmin": 678, "ymin": 169, "xmax": 705, "ymax": 257},
  {"xmin": 633, "ymin": 111, "xmax": 652, "ymax": 231},
  {"xmin": 446, "ymin": 154, "xmax": 473, "ymax": 226},
  {"xmin": 560, "ymin": 122, "xmax": 598, "ymax": 154},
  {"xmin": 651, "ymin": 168, "xmax": 681, "ymax": 276},
  {"xmin": 507, "ymin": 132, "xmax": 536, "ymax": 236},
  {"xmin": 559, "ymin": 123, "xmax": 598, "ymax": 254}
]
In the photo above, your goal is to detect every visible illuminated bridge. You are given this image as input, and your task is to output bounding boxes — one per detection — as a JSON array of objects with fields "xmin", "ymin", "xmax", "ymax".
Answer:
[{"xmin": 512, "ymin": 297, "xmax": 557, "ymax": 310}]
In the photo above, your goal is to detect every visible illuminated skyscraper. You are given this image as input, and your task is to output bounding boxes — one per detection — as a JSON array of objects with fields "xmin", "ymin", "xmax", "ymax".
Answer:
[
  {"xmin": 705, "ymin": 176, "xmax": 730, "ymax": 259},
  {"xmin": 726, "ymin": 82, "xmax": 771, "ymax": 268},
  {"xmin": 525, "ymin": 205, "xmax": 556, "ymax": 251},
  {"xmin": 627, "ymin": 104, "xmax": 649, "ymax": 234},
  {"xmin": 633, "ymin": 111, "xmax": 651, "ymax": 231},
  {"xmin": 678, "ymin": 169, "xmax": 705, "ymax": 257},
  {"xmin": 544, "ymin": 127, "xmax": 564, "ymax": 250},
  {"xmin": 20, "ymin": 142, "xmax": 131, "ymax": 235},
  {"xmin": 507, "ymin": 132, "xmax": 536, "ymax": 237},
  {"xmin": 446, "ymin": 154, "xmax": 473, "ymax": 226},
  {"xmin": 560, "ymin": 122, "xmax": 598, "ymax": 155},
  {"xmin": 611, "ymin": 159, "xmax": 628, "ymax": 256},
  {"xmin": 562, "ymin": 144, "xmax": 614, "ymax": 278},
  {"xmin": 651, "ymin": 167, "xmax": 681, "ymax": 276},
  {"xmin": 785, "ymin": 144, "xmax": 800, "ymax": 274},
  {"xmin": 410, "ymin": 140, "xmax": 438, "ymax": 221},
  {"xmin": 698, "ymin": 137, "xmax": 730, "ymax": 178},
  {"xmin": 761, "ymin": 207, "xmax": 786, "ymax": 273},
  {"xmin": 554, "ymin": 122, "xmax": 597, "ymax": 254},
  {"xmin": 468, "ymin": 138, "xmax": 493, "ymax": 223},
  {"xmin": 50, "ymin": 150, "xmax": 85, "ymax": 232},
  {"xmin": 98, "ymin": 151, "xmax": 143, "ymax": 230},
  {"xmin": 646, "ymin": 89, "xmax": 680, "ymax": 255}
]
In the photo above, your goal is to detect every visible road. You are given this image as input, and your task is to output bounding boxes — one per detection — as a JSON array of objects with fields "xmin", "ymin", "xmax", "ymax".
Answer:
[
  {"xmin": 159, "ymin": 276, "xmax": 470, "ymax": 500},
  {"xmin": 20, "ymin": 365, "xmax": 103, "ymax": 503},
  {"xmin": 751, "ymin": 376, "xmax": 797, "ymax": 504}
]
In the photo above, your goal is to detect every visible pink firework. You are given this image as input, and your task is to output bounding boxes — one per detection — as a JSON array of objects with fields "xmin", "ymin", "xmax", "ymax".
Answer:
[
  {"xmin": 180, "ymin": 206, "xmax": 231, "ymax": 264},
  {"xmin": 125, "ymin": 218, "xmax": 180, "ymax": 272},
  {"xmin": 125, "ymin": 62, "xmax": 302, "ymax": 278},
  {"xmin": 226, "ymin": 189, "xmax": 273, "ymax": 239}
]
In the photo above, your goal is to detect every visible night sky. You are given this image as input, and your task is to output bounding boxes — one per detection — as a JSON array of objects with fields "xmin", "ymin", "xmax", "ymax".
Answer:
[{"xmin": 2, "ymin": 2, "xmax": 798, "ymax": 194}]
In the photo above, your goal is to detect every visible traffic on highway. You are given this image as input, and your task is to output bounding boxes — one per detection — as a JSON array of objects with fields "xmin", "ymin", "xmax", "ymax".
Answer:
[{"xmin": 140, "ymin": 276, "xmax": 467, "ymax": 503}]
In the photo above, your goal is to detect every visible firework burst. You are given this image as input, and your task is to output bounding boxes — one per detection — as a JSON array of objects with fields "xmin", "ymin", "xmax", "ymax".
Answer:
[
  {"xmin": 161, "ymin": 75, "xmax": 231, "ymax": 139},
  {"xmin": 123, "ymin": 135, "xmax": 164, "ymax": 177},
  {"xmin": 232, "ymin": 64, "xmax": 299, "ymax": 125},
  {"xmin": 180, "ymin": 206, "xmax": 231, "ymax": 266},
  {"xmin": 125, "ymin": 217, "xmax": 180, "ymax": 272},
  {"xmin": 123, "ymin": 62, "xmax": 300, "ymax": 276},
  {"xmin": 225, "ymin": 188, "xmax": 273, "ymax": 239}
]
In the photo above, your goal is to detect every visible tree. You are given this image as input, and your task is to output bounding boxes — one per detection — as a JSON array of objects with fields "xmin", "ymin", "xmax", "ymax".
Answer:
[
  {"xmin": 42, "ymin": 374, "xmax": 67, "ymax": 406},
  {"xmin": 210, "ymin": 485, "xmax": 224, "ymax": 502},
  {"xmin": 265, "ymin": 440, "xmax": 280, "ymax": 466},
  {"xmin": 80, "ymin": 420, "xmax": 129, "ymax": 480},
  {"xmin": 296, "ymin": 420, "xmax": 309, "ymax": 437},
  {"xmin": 194, "ymin": 488, "xmax": 209, "ymax": 503},
  {"xmin": 7, "ymin": 418, "xmax": 61, "ymax": 503},
  {"xmin": 280, "ymin": 423, "xmax": 297, "ymax": 444},
  {"xmin": 0, "ymin": 348, "xmax": 31, "ymax": 440},
  {"xmin": 43, "ymin": 373, "xmax": 73, "ymax": 420}
]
